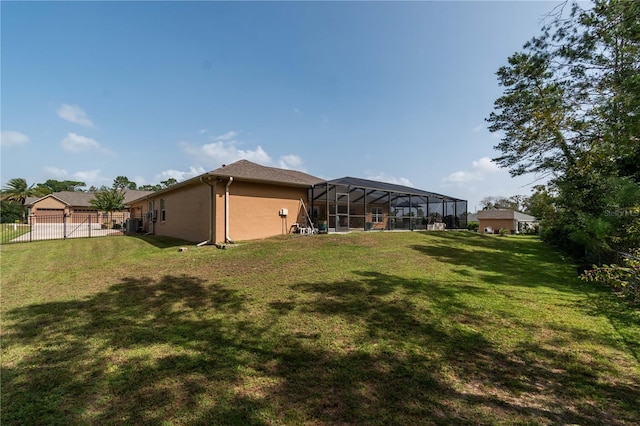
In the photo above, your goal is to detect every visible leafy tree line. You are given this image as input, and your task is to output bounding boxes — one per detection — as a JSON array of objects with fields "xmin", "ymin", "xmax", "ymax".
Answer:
[
  {"xmin": 477, "ymin": 189, "xmax": 557, "ymax": 223},
  {"xmin": 487, "ymin": 0, "xmax": 640, "ymax": 265},
  {"xmin": 0, "ymin": 176, "xmax": 177, "ymax": 223}
]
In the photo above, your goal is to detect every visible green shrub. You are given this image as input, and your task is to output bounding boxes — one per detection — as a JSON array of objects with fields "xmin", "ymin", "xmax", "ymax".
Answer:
[
  {"xmin": 581, "ymin": 250, "xmax": 640, "ymax": 303},
  {"xmin": 467, "ymin": 221, "xmax": 479, "ymax": 232},
  {"xmin": 0, "ymin": 200, "xmax": 23, "ymax": 223}
]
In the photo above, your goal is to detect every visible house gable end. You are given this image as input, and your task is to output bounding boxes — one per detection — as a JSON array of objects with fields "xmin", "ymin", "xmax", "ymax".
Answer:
[
  {"xmin": 29, "ymin": 194, "xmax": 70, "ymax": 207},
  {"xmin": 31, "ymin": 195, "xmax": 68, "ymax": 210}
]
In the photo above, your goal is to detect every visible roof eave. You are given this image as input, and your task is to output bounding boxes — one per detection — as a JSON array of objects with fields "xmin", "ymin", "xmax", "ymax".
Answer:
[{"xmin": 209, "ymin": 173, "xmax": 317, "ymax": 188}]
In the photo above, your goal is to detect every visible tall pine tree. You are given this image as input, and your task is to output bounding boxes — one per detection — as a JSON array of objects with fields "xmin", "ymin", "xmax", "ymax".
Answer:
[{"xmin": 487, "ymin": 0, "xmax": 640, "ymax": 259}]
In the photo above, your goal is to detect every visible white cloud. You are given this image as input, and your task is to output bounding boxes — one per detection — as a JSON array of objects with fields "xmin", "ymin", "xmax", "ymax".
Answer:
[
  {"xmin": 212, "ymin": 130, "xmax": 238, "ymax": 141},
  {"xmin": 278, "ymin": 155, "xmax": 303, "ymax": 170},
  {"xmin": 155, "ymin": 166, "xmax": 206, "ymax": 182},
  {"xmin": 61, "ymin": 133, "xmax": 101, "ymax": 152},
  {"xmin": 472, "ymin": 156, "xmax": 500, "ymax": 173},
  {"xmin": 73, "ymin": 169, "xmax": 110, "ymax": 186},
  {"xmin": 444, "ymin": 171, "xmax": 469, "ymax": 183},
  {"xmin": 213, "ymin": 142, "xmax": 269, "ymax": 165},
  {"xmin": 182, "ymin": 139, "xmax": 272, "ymax": 166},
  {"xmin": 57, "ymin": 104, "xmax": 93, "ymax": 126},
  {"xmin": 443, "ymin": 156, "xmax": 500, "ymax": 185},
  {"xmin": 472, "ymin": 124, "xmax": 484, "ymax": 133},
  {"xmin": 199, "ymin": 129, "xmax": 208, "ymax": 135},
  {"xmin": 43, "ymin": 166, "xmax": 69, "ymax": 178},
  {"xmin": 41, "ymin": 167, "xmax": 110, "ymax": 187},
  {"xmin": 132, "ymin": 175, "xmax": 147, "ymax": 186},
  {"xmin": 366, "ymin": 172, "xmax": 414, "ymax": 187},
  {"xmin": 1, "ymin": 131, "xmax": 30, "ymax": 147},
  {"xmin": 182, "ymin": 131, "xmax": 305, "ymax": 172}
]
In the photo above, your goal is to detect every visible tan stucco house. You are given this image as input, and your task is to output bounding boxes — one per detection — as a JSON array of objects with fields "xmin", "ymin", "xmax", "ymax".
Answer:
[
  {"xmin": 128, "ymin": 160, "xmax": 469, "ymax": 244},
  {"xmin": 477, "ymin": 209, "xmax": 538, "ymax": 234},
  {"xmin": 25, "ymin": 190, "xmax": 153, "ymax": 225},
  {"xmin": 128, "ymin": 160, "xmax": 324, "ymax": 244}
]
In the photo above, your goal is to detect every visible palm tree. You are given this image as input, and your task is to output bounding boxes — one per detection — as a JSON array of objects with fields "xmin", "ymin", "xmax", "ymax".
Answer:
[{"xmin": 1, "ymin": 178, "xmax": 46, "ymax": 222}]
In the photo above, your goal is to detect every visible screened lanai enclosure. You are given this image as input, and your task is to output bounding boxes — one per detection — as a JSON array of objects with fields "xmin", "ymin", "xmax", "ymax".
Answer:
[{"xmin": 309, "ymin": 177, "xmax": 468, "ymax": 233}]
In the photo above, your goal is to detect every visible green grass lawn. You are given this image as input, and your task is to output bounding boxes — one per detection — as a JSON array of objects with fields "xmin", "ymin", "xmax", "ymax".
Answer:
[{"xmin": 2, "ymin": 232, "xmax": 639, "ymax": 425}]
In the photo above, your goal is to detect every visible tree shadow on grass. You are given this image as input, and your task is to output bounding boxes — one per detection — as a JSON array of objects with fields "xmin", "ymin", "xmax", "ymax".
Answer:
[
  {"xmin": 2, "ymin": 275, "xmax": 252, "ymax": 425},
  {"xmin": 286, "ymin": 270, "xmax": 640, "ymax": 425},
  {"xmin": 2, "ymin": 270, "xmax": 639, "ymax": 425}
]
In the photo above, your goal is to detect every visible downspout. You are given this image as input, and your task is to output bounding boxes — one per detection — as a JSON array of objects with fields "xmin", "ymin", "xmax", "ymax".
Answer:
[
  {"xmin": 198, "ymin": 176, "xmax": 216, "ymax": 246},
  {"xmin": 225, "ymin": 177, "xmax": 234, "ymax": 243},
  {"xmin": 143, "ymin": 195, "xmax": 154, "ymax": 235}
]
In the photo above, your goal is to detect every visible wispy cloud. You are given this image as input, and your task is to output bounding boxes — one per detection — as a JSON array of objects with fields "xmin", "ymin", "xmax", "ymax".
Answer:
[
  {"xmin": 1, "ymin": 131, "xmax": 30, "ymax": 147},
  {"xmin": 278, "ymin": 155, "xmax": 303, "ymax": 170},
  {"xmin": 211, "ymin": 130, "xmax": 238, "ymax": 141},
  {"xmin": 42, "ymin": 166, "xmax": 110, "ymax": 187},
  {"xmin": 442, "ymin": 156, "xmax": 500, "ymax": 185},
  {"xmin": 155, "ymin": 166, "xmax": 206, "ymax": 183},
  {"xmin": 73, "ymin": 169, "xmax": 110, "ymax": 186},
  {"xmin": 199, "ymin": 129, "xmax": 209, "ymax": 135},
  {"xmin": 61, "ymin": 133, "xmax": 101, "ymax": 152},
  {"xmin": 43, "ymin": 166, "xmax": 69, "ymax": 178},
  {"xmin": 366, "ymin": 172, "xmax": 414, "ymax": 187},
  {"xmin": 57, "ymin": 104, "xmax": 93, "ymax": 126}
]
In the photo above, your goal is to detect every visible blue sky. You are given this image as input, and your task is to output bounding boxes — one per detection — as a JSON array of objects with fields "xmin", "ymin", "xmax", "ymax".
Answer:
[{"xmin": 1, "ymin": 1, "xmax": 561, "ymax": 211}]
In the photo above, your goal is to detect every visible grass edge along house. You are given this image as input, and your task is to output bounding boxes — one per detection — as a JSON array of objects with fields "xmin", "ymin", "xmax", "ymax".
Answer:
[{"xmin": 128, "ymin": 160, "xmax": 468, "ymax": 244}]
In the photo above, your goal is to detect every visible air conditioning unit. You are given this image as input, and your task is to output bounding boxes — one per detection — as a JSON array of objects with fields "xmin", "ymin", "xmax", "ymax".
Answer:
[
  {"xmin": 125, "ymin": 218, "xmax": 140, "ymax": 234},
  {"xmin": 151, "ymin": 210, "xmax": 158, "ymax": 222}
]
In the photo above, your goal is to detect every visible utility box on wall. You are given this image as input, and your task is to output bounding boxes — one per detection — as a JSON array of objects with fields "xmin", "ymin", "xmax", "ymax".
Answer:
[{"xmin": 279, "ymin": 208, "xmax": 288, "ymax": 217}]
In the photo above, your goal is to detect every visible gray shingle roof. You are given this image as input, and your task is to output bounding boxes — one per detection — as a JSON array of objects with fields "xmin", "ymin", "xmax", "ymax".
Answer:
[
  {"xmin": 126, "ymin": 160, "xmax": 324, "ymax": 204},
  {"xmin": 513, "ymin": 211, "xmax": 537, "ymax": 221},
  {"xmin": 210, "ymin": 160, "xmax": 324, "ymax": 187}
]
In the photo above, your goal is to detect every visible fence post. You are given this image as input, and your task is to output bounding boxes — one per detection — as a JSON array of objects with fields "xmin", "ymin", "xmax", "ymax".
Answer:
[
  {"xmin": 89, "ymin": 214, "xmax": 92, "ymax": 238},
  {"xmin": 29, "ymin": 215, "xmax": 33, "ymax": 243},
  {"xmin": 63, "ymin": 214, "xmax": 67, "ymax": 239}
]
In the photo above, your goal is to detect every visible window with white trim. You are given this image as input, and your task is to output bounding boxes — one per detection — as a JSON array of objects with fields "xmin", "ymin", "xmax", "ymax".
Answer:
[
  {"xmin": 160, "ymin": 198, "xmax": 166, "ymax": 222},
  {"xmin": 372, "ymin": 207, "xmax": 383, "ymax": 223}
]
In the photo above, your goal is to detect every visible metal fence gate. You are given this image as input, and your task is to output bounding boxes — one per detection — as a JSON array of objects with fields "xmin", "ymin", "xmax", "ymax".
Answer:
[{"xmin": 1, "ymin": 213, "xmax": 129, "ymax": 244}]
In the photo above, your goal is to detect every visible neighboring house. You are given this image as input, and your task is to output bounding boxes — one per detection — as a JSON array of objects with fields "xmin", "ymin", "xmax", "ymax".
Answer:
[
  {"xmin": 128, "ymin": 160, "xmax": 468, "ymax": 244},
  {"xmin": 476, "ymin": 209, "xmax": 538, "ymax": 234},
  {"xmin": 25, "ymin": 190, "xmax": 153, "ymax": 224}
]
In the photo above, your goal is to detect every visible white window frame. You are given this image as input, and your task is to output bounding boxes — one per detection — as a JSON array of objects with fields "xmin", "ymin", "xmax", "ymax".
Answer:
[{"xmin": 372, "ymin": 207, "xmax": 383, "ymax": 223}]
